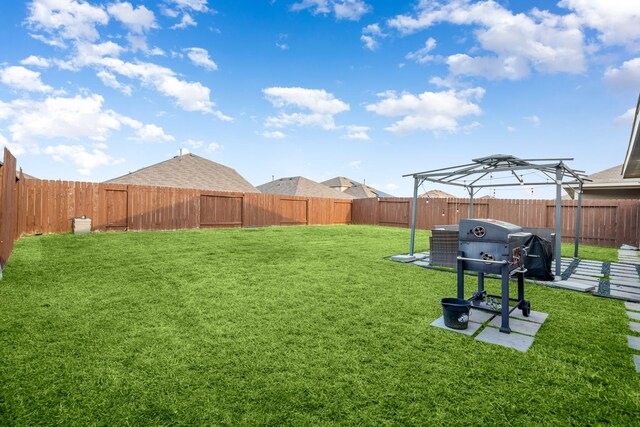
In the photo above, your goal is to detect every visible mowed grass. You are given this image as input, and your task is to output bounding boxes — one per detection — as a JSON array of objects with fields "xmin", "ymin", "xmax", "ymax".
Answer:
[{"xmin": 0, "ymin": 226, "xmax": 638, "ymax": 425}]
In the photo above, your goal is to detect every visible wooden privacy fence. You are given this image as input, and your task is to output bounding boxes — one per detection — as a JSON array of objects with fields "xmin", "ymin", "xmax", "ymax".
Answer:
[
  {"xmin": 0, "ymin": 148, "xmax": 23, "ymax": 274},
  {"xmin": 352, "ymin": 197, "xmax": 640, "ymax": 248},
  {"xmin": 20, "ymin": 180, "xmax": 353, "ymax": 235}
]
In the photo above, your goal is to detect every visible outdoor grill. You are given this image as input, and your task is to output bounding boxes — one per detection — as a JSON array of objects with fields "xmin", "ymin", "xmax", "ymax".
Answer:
[{"xmin": 456, "ymin": 219, "xmax": 532, "ymax": 333}]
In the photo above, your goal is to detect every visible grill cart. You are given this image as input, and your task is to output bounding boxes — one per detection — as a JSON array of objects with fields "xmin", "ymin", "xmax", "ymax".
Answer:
[{"xmin": 456, "ymin": 219, "xmax": 531, "ymax": 334}]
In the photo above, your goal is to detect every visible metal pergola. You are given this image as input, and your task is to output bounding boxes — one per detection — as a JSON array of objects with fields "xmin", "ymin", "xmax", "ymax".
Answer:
[{"xmin": 403, "ymin": 154, "xmax": 590, "ymax": 278}]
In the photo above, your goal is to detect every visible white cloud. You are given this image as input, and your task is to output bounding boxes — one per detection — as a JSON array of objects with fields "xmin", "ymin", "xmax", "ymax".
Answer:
[
  {"xmin": 333, "ymin": 0, "xmax": 371, "ymax": 21},
  {"xmin": 559, "ymin": 0, "xmax": 640, "ymax": 47},
  {"xmin": 43, "ymin": 144, "xmax": 123, "ymax": 175},
  {"xmin": 406, "ymin": 37, "xmax": 437, "ymax": 64},
  {"xmin": 74, "ymin": 40, "xmax": 125, "ymax": 66},
  {"xmin": 342, "ymin": 125, "xmax": 370, "ymax": 140},
  {"xmin": 1, "ymin": 94, "xmax": 171, "ymax": 150},
  {"xmin": 360, "ymin": 23, "xmax": 385, "ymax": 51},
  {"xmin": 204, "ymin": 142, "xmax": 221, "ymax": 153},
  {"xmin": 360, "ymin": 35, "xmax": 378, "ymax": 51},
  {"xmin": 524, "ymin": 115, "xmax": 541, "ymax": 127},
  {"xmin": 292, "ymin": 0, "xmax": 370, "ymax": 21},
  {"xmin": 73, "ymin": 48, "xmax": 230, "ymax": 119},
  {"xmin": 365, "ymin": 87, "xmax": 485, "ymax": 134},
  {"xmin": 614, "ymin": 107, "xmax": 636, "ymax": 125},
  {"xmin": 348, "ymin": 160, "xmax": 361, "ymax": 168},
  {"xmin": 184, "ymin": 138, "xmax": 203, "ymax": 148},
  {"xmin": 29, "ymin": 33, "xmax": 67, "ymax": 48},
  {"xmin": 96, "ymin": 70, "xmax": 132, "ymax": 95},
  {"xmin": 263, "ymin": 87, "xmax": 350, "ymax": 130},
  {"xmin": 131, "ymin": 123, "xmax": 174, "ymax": 143},
  {"xmin": 264, "ymin": 87, "xmax": 349, "ymax": 115},
  {"xmin": 385, "ymin": 183, "xmax": 399, "ymax": 190},
  {"xmin": 387, "ymin": 0, "xmax": 585, "ymax": 79},
  {"xmin": 167, "ymin": 0, "xmax": 210, "ymax": 13},
  {"xmin": 28, "ymin": 0, "xmax": 109, "ymax": 42},
  {"xmin": 107, "ymin": 2, "xmax": 157, "ymax": 33},
  {"xmin": 447, "ymin": 54, "xmax": 530, "ymax": 80},
  {"xmin": 260, "ymin": 130, "xmax": 286, "ymax": 139},
  {"xmin": 185, "ymin": 47, "xmax": 218, "ymax": 71},
  {"xmin": 20, "ymin": 55, "xmax": 50, "ymax": 68},
  {"xmin": 604, "ymin": 58, "xmax": 640, "ymax": 91},
  {"xmin": 507, "ymin": 126, "xmax": 516, "ymax": 132},
  {"xmin": 171, "ymin": 13, "xmax": 196, "ymax": 29},
  {"xmin": 0, "ymin": 66, "xmax": 53, "ymax": 93},
  {"xmin": 276, "ymin": 42, "xmax": 289, "ymax": 50}
]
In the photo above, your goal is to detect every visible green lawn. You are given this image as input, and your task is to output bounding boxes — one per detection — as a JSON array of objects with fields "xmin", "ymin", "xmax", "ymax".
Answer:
[{"xmin": 1, "ymin": 226, "xmax": 637, "ymax": 425}]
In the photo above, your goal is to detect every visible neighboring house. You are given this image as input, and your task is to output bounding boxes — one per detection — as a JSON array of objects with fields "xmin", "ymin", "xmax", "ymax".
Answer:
[
  {"xmin": 321, "ymin": 176, "xmax": 360, "ymax": 192},
  {"xmin": 105, "ymin": 153, "xmax": 260, "ymax": 193},
  {"xmin": 566, "ymin": 165, "xmax": 640, "ymax": 200},
  {"xmin": 321, "ymin": 176, "xmax": 394, "ymax": 198},
  {"xmin": 419, "ymin": 189, "xmax": 456, "ymax": 198},
  {"xmin": 258, "ymin": 176, "xmax": 354, "ymax": 199},
  {"xmin": 344, "ymin": 184, "xmax": 394, "ymax": 199},
  {"xmin": 623, "ymin": 93, "xmax": 640, "ymax": 179}
]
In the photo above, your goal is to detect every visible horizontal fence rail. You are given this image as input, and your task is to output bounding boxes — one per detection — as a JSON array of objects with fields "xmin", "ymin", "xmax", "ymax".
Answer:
[{"xmin": 352, "ymin": 197, "xmax": 640, "ymax": 248}]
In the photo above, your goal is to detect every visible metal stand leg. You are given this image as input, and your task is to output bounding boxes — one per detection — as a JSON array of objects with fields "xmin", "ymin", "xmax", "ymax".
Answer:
[
  {"xmin": 477, "ymin": 272, "xmax": 484, "ymax": 293},
  {"xmin": 457, "ymin": 252, "xmax": 464, "ymax": 300},
  {"xmin": 500, "ymin": 264, "xmax": 511, "ymax": 334},
  {"xmin": 517, "ymin": 272, "xmax": 524, "ymax": 303}
]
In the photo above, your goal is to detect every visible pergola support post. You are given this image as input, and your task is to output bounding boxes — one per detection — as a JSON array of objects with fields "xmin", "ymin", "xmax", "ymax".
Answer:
[
  {"xmin": 574, "ymin": 183, "xmax": 583, "ymax": 259},
  {"xmin": 555, "ymin": 167, "xmax": 563, "ymax": 278},
  {"xmin": 409, "ymin": 177, "xmax": 419, "ymax": 256}
]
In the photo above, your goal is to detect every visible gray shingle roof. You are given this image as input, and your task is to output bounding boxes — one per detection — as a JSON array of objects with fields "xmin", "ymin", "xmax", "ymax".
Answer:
[
  {"xmin": 344, "ymin": 184, "xmax": 394, "ymax": 199},
  {"xmin": 320, "ymin": 176, "xmax": 361, "ymax": 188},
  {"xmin": 257, "ymin": 176, "xmax": 354, "ymax": 199},
  {"xmin": 419, "ymin": 189, "xmax": 456, "ymax": 198},
  {"xmin": 320, "ymin": 176, "xmax": 393, "ymax": 198},
  {"xmin": 587, "ymin": 165, "xmax": 626, "ymax": 184},
  {"xmin": 105, "ymin": 153, "xmax": 260, "ymax": 193}
]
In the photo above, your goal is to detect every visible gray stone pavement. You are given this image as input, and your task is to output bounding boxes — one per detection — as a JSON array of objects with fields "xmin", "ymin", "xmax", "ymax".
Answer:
[{"xmin": 430, "ymin": 307, "xmax": 547, "ymax": 353}]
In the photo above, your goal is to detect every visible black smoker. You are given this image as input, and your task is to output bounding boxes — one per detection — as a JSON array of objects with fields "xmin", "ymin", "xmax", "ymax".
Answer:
[{"xmin": 456, "ymin": 219, "xmax": 531, "ymax": 333}]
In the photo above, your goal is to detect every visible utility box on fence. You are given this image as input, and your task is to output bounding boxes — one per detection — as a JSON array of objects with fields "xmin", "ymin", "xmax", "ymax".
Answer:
[{"xmin": 72, "ymin": 217, "xmax": 91, "ymax": 235}]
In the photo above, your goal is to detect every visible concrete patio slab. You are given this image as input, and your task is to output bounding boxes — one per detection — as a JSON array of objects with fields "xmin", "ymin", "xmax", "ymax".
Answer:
[
  {"xmin": 552, "ymin": 280, "xmax": 596, "ymax": 292},
  {"xmin": 610, "ymin": 285, "xmax": 640, "ymax": 295},
  {"xmin": 634, "ymin": 355, "xmax": 640, "ymax": 373},
  {"xmin": 626, "ymin": 302, "xmax": 640, "ymax": 312},
  {"xmin": 469, "ymin": 309, "xmax": 494, "ymax": 323},
  {"xmin": 628, "ymin": 335, "xmax": 640, "ymax": 351},
  {"xmin": 430, "ymin": 316, "xmax": 482, "ymax": 336},
  {"xmin": 475, "ymin": 327, "xmax": 535, "ymax": 352},
  {"xmin": 391, "ymin": 254, "xmax": 417, "ymax": 263},
  {"xmin": 412, "ymin": 260, "xmax": 432, "ymax": 268},
  {"xmin": 488, "ymin": 317, "xmax": 542, "ymax": 336},
  {"xmin": 627, "ymin": 311, "xmax": 640, "ymax": 321},
  {"xmin": 610, "ymin": 290, "xmax": 640, "ymax": 300},
  {"xmin": 510, "ymin": 310, "xmax": 548, "ymax": 324},
  {"xmin": 629, "ymin": 322, "xmax": 640, "ymax": 333}
]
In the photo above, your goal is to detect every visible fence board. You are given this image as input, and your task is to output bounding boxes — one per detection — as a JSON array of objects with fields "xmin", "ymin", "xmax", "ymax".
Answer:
[
  {"xmin": 0, "ymin": 149, "xmax": 17, "ymax": 270},
  {"xmin": 353, "ymin": 197, "xmax": 640, "ymax": 248}
]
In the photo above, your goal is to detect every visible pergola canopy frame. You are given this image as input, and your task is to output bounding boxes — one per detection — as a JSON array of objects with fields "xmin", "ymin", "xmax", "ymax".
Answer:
[{"xmin": 404, "ymin": 154, "xmax": 589, "ymax": 278}]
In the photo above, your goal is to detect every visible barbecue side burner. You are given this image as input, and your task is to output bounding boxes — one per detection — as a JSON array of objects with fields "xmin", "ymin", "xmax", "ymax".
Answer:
[{"xmin": 456, "ymin": 219, "xmax": 532, "ymax": 333}]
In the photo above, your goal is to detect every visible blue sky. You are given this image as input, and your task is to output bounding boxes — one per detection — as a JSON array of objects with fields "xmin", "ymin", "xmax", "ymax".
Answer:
[{"xmin": 0, "ymin": 0, "xmax": 639, "ymax": 198}]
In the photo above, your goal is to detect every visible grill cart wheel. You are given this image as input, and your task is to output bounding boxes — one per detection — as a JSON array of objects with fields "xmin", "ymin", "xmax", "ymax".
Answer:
[{"xmin": 521, "ymin": 300, "xmax": 531, "ymax": 317}]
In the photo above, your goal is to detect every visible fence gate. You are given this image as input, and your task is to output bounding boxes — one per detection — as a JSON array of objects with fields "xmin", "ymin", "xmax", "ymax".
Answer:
[
  {"xmin": 378, "ymin": 200, "xmax": 410, "ymax": 227},
  {"xmin": 280, "ymin": 198, "xmax": 307, "ymax": 225},
  {"xmin": 200, "ymin": 194, "xmax": 243, "ymax": 228},
  {"xmin": 105, "ymin": 189, "xmax": 128, "ymax": 230}
]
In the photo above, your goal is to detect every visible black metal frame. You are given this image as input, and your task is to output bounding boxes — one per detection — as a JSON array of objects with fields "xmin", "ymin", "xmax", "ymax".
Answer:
[{"xmin": 456, "ymin": 251, "xmax": 528, "ymax": 333}]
